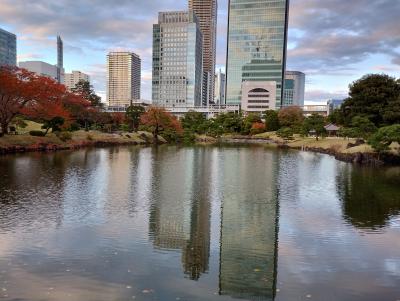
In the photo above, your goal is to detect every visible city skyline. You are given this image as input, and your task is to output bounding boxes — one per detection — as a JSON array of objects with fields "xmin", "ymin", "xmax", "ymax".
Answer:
[{"xmin": 0, "ymin": 0, "xmax": 399, "ymax": 103}]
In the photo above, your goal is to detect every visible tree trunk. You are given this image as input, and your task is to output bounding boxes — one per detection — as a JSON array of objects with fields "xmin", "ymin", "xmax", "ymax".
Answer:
[
  {"xmin": 153, "ymin": 126, "xmax": 159, "ymax": 145},
  {"xmin": 1, "ymin": 122, "xmax": 9, "ymax": 136}
]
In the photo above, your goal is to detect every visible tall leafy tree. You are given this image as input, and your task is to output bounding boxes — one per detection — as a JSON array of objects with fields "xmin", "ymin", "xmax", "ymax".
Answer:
[
  {"xmin": 341, "ymin": 74, "xmax": 400, "ymax": 127},
  {"xmin": 72, "ymin": 80, "xmax": 103, "ymax": 108},
  {"xmin": 263, "ymin": 110, "xmax": 280, "ymax": 131},
  {"xmin": 278, "ymin": 106, "xmax": 304, "ymax": 132},
  {"xmin": 302, "ymin": 113, "xmax": 326, "ymax": 140},
  {"xmin": 126, "ymin": 105, "xmax": 145, "ymax": 132}
]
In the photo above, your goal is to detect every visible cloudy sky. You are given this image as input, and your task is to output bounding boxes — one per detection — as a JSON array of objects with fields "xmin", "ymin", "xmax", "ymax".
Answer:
[{"xmin": 1, "ymin": 0, "xmax": 399, "ymax": 104}]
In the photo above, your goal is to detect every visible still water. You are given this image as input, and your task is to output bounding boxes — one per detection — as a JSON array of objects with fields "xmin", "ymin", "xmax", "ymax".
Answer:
[{"xmin": 0, "ymin": 146, "xmax": 399, "ymax": 301}]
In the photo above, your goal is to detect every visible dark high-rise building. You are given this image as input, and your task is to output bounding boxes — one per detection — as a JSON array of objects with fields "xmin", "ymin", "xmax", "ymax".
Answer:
[
  {"xmin": 225, "ymin": 0, "xmax": 290, "ymax": 108},
  {"xmin": 0, "ymin": 28, "xmax": 16, "ymax": 67},
  {"xmin": 56, "ymin": 35, "xmax": 63, "ymax": 83},
  {"xmin": 189, "ymin": 0, "xmax": 218, "ymax": 106}
]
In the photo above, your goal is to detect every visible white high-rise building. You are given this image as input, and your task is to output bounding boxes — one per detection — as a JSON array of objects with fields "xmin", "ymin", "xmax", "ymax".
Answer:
[
  {"xmin": 214, "ymin": 69, "xmax": 226, "ymax": 105},
  {"xmin": 283, "ymin": 71, "xmax": 305, "ymax": 107},
  {"xmin": 152, "ymin": 11, "xmax": 203, "ymax": 107},
  {"xmin": 107, "ymin": 52, "xmax": 141, "ymax": 107},
  {"xmin": 64, "ymin": 71, "xmax": 90, "ymax": 91}
]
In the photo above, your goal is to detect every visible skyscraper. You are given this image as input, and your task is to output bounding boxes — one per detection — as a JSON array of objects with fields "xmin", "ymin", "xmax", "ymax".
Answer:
[
  {"xmin": 56, "ymin": 35, "xmax": 63, "ymax": 84},
  {"xmin": 214, "ymin": 69, "xmax": 226, "ymax": 104},
  {"xmin": 152, "ymin": 11, "xmax": 203, "ymax": 107},
  {"xmin": 0, "ymin": 28, "xmax": 16, "ymax": 67},
  {"xmin": 188, "ymin": 0, "xmax": 218, "ymax": 106},
  {"xmin": 107, "ymin": 52, "xmax": 141, "ymax": 107},
  {"xmin": 283, "ymin": 71, "xmax": 305, "ymax": 107},
  {"xmin": 64, "ymin": 71, "xmax": 90, "ymax": 91},
  {"xmin": 225, "ymin": 0, "xmax": 290, "ymax": 108}
]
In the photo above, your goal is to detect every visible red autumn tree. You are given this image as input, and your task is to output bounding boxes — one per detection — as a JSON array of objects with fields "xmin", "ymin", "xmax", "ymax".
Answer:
[
  {"xmin": 0, "ymin": 67, "xmax": 42, "ymax": 136},
  {"xmin": 140, "ymin": 107, "xmax": 183, "ymax": 143},
  {"xmin": 0, "ymin": 66, "xmax": 85, "ymax": 136},
  {"xmin": 19, "ymin": 77, "xmax": 74, "ymax": 131},
  {"xmin": 250, "ymin": 122, "xmax": 266, "ymax": 135}
]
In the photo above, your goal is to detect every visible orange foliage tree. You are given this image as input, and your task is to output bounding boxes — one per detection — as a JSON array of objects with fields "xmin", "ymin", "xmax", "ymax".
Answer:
[
  {"xmin": 140, "ymin": 107, "xmax": 183, "ymax": 143},
  {"xmin": 278, "ymin": 106, "xmax": 305, "ymax": 131}
]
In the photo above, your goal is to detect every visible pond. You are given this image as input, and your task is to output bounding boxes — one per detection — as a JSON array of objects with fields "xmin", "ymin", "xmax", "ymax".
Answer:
[{"xmin": 0, "ymin": 146, "xmax": 399, "ymax": 301}]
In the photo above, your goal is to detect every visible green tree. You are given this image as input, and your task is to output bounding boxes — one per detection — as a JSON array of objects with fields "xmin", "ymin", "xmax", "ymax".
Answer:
[
  {"xmin": 41, "ymin": 116, "xmax": 65, "ymax": 135},
  {"xmin": 382, "ymin": 94, "xmax": 400, "ymax": 125},
  {"xmin": 72, "ymin": 80, "xmax": 103, "ymax": 108},
  {"xmin": 212, "ymin": 112, "xmax": 243, "ymax": 134},
  {"xmin": 351, "ymin": 116, "xmax": 377, "ymax": 139},
  {"xmin": 368, "ymin": 124, "xmax": 400, "ymax": 153},
  {"xmin": 341, "ymin": 74, "xmax": 400, "ymax": 127},
  {"xmin": 302, "ymin": 113, "xmax": 327, "ymax": 140},
  {"xmin": 263, "ymin": 110, "xmax": 280, "ymax": 131},
  {"xmin": 328, "ymin": 108, "xmax": 344, "ymax": 125},
  {"xmin": 126, "ymin": 105, "xmax": 145, "ymax": 132},
  {"xmin": 181, "ymin": 111, "xmax": 207, "ymax": 134},
  {"xmin": 278, "ymin": 106, "xmax": 304, "ymax": 132}
]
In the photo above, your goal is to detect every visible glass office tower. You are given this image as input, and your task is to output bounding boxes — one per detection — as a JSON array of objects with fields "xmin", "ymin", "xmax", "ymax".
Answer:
[
  {"xmin": 0, "ymin": 28, "xmax": 16, "ymax": 67},
  {"xmin": 225, "ymin": 0, "xmax": 289, "ymax": 108},
  {"xmin": 152, "ymin": 11, "xmax": 203, "ymax": 107}
]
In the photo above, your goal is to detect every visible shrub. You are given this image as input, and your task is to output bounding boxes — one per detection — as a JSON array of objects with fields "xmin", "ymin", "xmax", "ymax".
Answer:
[
  {"xmin": 57, "ymin": 131, "xmax": 72, "ymax": 142},
  {"xmin": 277, "ymin": 127, "xmax": 294, "ymax": 141},
  {"xmin": 250, "ymin": 122, "xmax": 266, "ymax": 135},
  {"xmin": 69, "ymin": 123, "xmax": 81, "ymax": 132},
  {"xmin": 29, "ymin": 130, "xmax": 45, "ymax": 137}
]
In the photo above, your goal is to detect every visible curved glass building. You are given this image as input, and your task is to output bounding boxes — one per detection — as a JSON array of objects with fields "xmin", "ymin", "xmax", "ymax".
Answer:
[{"xmin": 225, "ymin": 0, "xmax": 290, "ymax": 108}]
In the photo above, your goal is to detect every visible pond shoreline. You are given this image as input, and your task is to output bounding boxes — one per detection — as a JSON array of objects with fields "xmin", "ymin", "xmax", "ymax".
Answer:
[
  {"xmin": 0, "ymin": 131, "xmax": 163, "ymax": 156},
  {"xmin": 216, "ymin": 136, "xmax": 400, "ymax": 166},
  {"xmin": 2, "ymin": 133, "xmax": 399, "ymax": 166}
]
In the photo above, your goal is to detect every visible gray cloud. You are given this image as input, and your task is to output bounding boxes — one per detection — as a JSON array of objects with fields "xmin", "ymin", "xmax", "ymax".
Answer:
[{"xmin": 287, "ymin": 0, "xmax": 400, "ymax": 73}]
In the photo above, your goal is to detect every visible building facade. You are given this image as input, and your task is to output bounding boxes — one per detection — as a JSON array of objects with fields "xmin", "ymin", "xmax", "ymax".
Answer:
[
  {"xmin": 19, "ymin": 61, "xmax": 64, "ymax": 82},
  {"xmin": 152, "ymin": 11, "xmax": 203, "ymax": 107},
  {"xmin": 0, "ymin": 28, "xmax": 16, "ymax": 67},
  {"xmin": 107, "ymin": 52, "xmax": 141, "ymax": 107},
  {"xmin": 189, "ymin": 0, "xmax": 218, "ymax": 106},
  {"xmin": 283, "ymin": 71, "xmax": 305, "ymax": 107},
  {"xmin": 225, "ymin": 0, "xmax": 289, "ymax": 108},
  {"xmin": 64, "ymin": 71, "xmax": 90, "ymax": 91},
  {"xmin": 327, "ymin": 99, "xmax": 345, "ymax": 115},
  {"xmin": 241, "ymin": 81, "xmax": 276, "ymax": 113},
  {"xmin": 214, "ymin": 69, "xmax": 226, "ymax": 105}
]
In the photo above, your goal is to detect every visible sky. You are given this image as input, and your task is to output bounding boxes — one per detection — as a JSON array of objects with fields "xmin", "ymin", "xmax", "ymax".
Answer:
[{"xmin": 0, "ymin": 0, "xmax": 400, "ymax": 104}]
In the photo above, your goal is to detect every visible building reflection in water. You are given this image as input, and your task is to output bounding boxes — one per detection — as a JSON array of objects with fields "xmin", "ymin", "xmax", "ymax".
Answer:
[
  {"xmin": 219, "ymin": 147, "xmax": 279, "ymax": 301},
  {"xmin": 149, "ymin": 147, "xmax": 212, "ymax": 280}
]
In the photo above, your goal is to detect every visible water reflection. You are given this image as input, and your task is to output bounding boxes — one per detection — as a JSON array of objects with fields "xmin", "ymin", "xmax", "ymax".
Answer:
[
  {"xmin": 219, "ymin": 149, "xmax": 279, "ymax": 300},
  {"xmin": 338, "ymin": 166, "xmax": 400, "ymax": 230},
  {"xmin": 149, "ymin": 147, "xmax": 211, "ymax": 280},
  {"xmin": 0, "ymin": 146, "xmax": 399, "ymax": 301}
]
